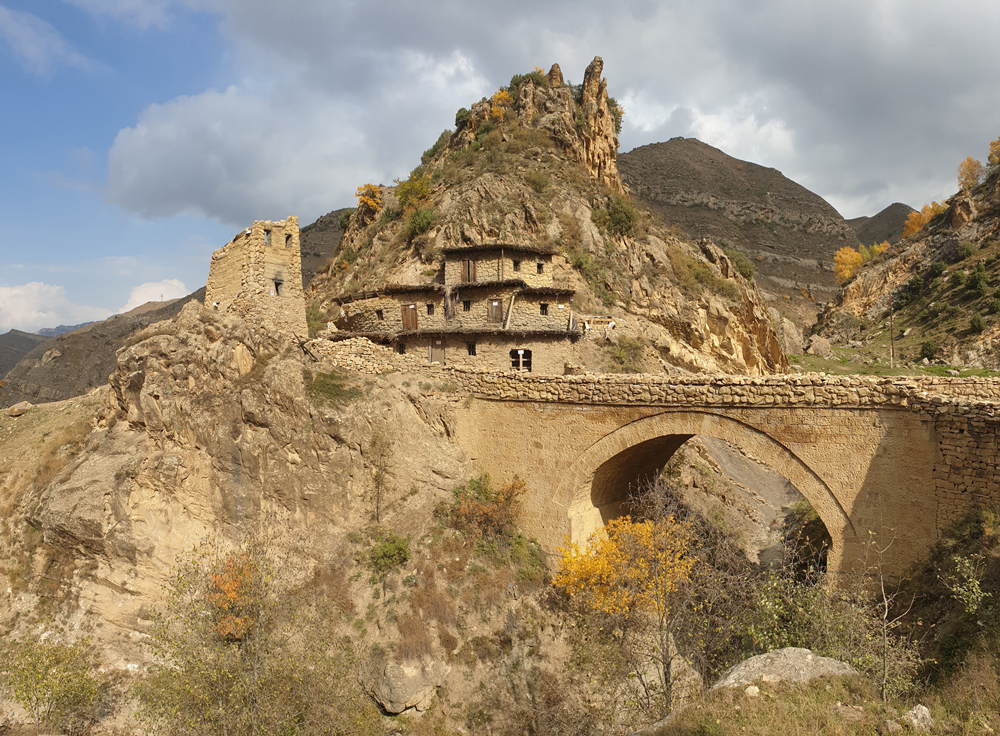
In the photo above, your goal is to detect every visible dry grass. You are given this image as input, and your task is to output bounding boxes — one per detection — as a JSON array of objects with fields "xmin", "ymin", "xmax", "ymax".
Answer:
[
  {"xmin": 412, "ymin": 581, "xmax": 457, "ymax": 625},
  {"xmin": 395, "ymin": 608, "xmax": 432, "ymax": 661},
  {"xmin": 33, "ymin": 416, "xmax": 92, "ymax": 490}
]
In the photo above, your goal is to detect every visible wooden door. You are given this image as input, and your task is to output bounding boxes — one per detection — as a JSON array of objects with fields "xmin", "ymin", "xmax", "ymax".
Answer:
[
  {"xmin": 401, "ymin": 303, "xmax": 418, "ymax": 330},
  {"xmin": 487, "ymin": 298, "xmax": 503, "ymax": 324},
  {"xmin": 429, "ymin": 338, "xmax": 445, "ymax": 364},
  {"xmin": 461, "ymin": 259, "xmax": 477, "ymax": 283}
]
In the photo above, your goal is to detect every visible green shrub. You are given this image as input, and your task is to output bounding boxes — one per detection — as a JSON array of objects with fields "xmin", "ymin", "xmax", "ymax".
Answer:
[
  {"xmin": 305, "ymin": 369, "xmax": 361, "ymax": 406},
  {"xmin": 525, "ymin": 169, "xmax": 549, "ymax": 194},
  {"xmin": 455, "ymin": 107, "xmax": 471, "ymax": 128},
  {"xmin": 395, "ymin": 171, "xmax": 432, "ymax": 209},
  {"xmin": 506, "ymin": 70, "xmax": 548, "ymax": 100},
  {"xmin": 607, "ymin": 336, "xmax": 645, "ymax": 373},
  {"xmin": 369, "ymin": 533, "xmax": 410, "ymax": 574},
  {"xmin": 421, "ymin": 130, "xmax": 451, "ymax": 165},
  {"xmin": 968, "ymin": 262, "xmax": 990, "ymax": 297},
  {"xmin": 989, "ymin": 299, "xmax": 1000, "ymax": 314},
  {"xmin": 605, "ymin": 195, "xmax": 639, "ymax": 238},
  {"xmin": 928, "ymin": 260, "xmax": 947, "ymax": 278},
  {"xmin": 958, "ymin": 241, "xmax": 977, "ymax": 260},
  {"xmin": 338, "ymin": 209, "xmax": 355, "ymax": 230},
  {"xmin": 306, "ymin": 301, "xmax": 327, "ymax": 338},
  {"xmin": 606, "ymin": 95, "xmax": 624, "ymax": 135},
  {"xmin": 401, "ymin": 207, "xmax": 437, "ymax": 241},
  {"xmin": 971, "ymin": 313, "xmax": 987, "ymax": 332},
  {"xmin": 1, "ymin": 637, "xmax": 106, "ymax": 735},
  {"xmin": 724, "ymin": 247, "xmax": 755, "ymax": 280},
  {"xmin": 951, "ymin": 270, "xmax": 968, "ymax": 288},
  {"xmin": 919, "ymin": 340, "xmax": 938, "ymax": 360}
]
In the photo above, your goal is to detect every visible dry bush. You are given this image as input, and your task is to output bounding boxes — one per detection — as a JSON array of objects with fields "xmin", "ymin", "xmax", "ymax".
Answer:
[
  {"xmin": 395, "ymin": 608, "xmax": 432, "ymax": 661},
  {"xmin": 34, "ymin": 417, "xmax": 92, "ymax": 490},
  {"xmin": 307, "ymin": 563, "xmax": 354, "ymax": 615},
  {"xmin": 437, "ymin": 628, "xmax": 458, "ymax": 654},
  {"xmin": 412, "ymin": 582, "xmax": 456, "ymax": 625}
]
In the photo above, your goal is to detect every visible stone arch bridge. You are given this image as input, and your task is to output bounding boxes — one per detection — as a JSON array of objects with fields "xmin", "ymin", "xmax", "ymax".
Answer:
[{"xmin": 447, "ymin": 372, "xmax": 1000, "ymax": 576}]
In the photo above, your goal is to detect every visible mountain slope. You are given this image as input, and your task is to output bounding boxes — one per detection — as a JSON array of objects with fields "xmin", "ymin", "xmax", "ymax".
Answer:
[
  {"xmin": 1, "ymin": 289, "xmax": 205, "ymax": 407},
  {"xmin": 847, "ymin": 202, "xmax": 915, "ymax": 247},
  {"xmin": 619, "ymin": 138, "xmax": 861, "ymax": 326},
  {"xmin": 0, "ymin": 329, "xmax": 49, "ymax": 379},
  {"xmin": 816, "ymin": 171, "xmax": 1000, "ymax": 368},
  {"xmin": 308, "ymin": 60, "xmax": 786, "ymax": 376}
]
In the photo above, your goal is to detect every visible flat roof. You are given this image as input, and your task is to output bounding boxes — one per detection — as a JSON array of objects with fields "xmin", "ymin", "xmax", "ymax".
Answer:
[
  {"xmin": 443, "ymin": 243, "xmax": 557, "ymax": 257},
  {"xmin": 326, "ymin": 327, "xmax": 581, "ymax": 342}
]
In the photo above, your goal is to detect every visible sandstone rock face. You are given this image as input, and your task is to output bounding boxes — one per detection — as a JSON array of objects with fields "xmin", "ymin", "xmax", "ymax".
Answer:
[
  {"xmin": 372, "ymin": 660, "xmax": 450, "ymax": 714},
  {"xmin": 24, "ymin": 302, "xmax": 472, "ymax": 645},
  {"xmin": 712, "ymin": 647, "xmax": 857, "ymax": 688}
]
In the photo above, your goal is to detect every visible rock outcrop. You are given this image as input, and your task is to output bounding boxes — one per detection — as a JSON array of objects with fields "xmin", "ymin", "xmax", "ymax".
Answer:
[{"xmin": 712, "ymin": 647, "xmax": 857, "ymax": 688}]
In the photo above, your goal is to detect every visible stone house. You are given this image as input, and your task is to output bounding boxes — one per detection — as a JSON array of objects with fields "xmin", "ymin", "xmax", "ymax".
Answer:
[
  {"xmin": 330, "ymin": 244, "xmax": 580, "ymax": 373},
  {"xmin": 205, "ymin": 217, "xmax": 308, "ymax": 337}
]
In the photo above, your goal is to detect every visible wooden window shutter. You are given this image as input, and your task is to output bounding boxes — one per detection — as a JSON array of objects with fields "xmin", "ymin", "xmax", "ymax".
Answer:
[{"xmin": 401, "ymin": 303, "xmax": 418, "ymax": 330}]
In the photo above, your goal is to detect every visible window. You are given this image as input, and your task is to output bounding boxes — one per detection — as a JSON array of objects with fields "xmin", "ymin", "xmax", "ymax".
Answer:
[
  {"xmin": 427, "ymin": 303, "xmax": 435, "ymax": 315},
  {"xmin": 273, "ymin": 279, "xmax": 283, "ymax": 296},
  {"xmin": 513, "ymin": 259, "xmax": 521, "ymax": 272},
  {"xmin": 461, "ymin": 259, "xmax": 477, "ymax": 283},
  {"xmin": 510, "ymin": 349, "xmax": 532, "ymax": 372},
  {"xmin": 401, "ymin": 304, "xmax": 418, "ymax": 330},
  {"xmin": 463, "ymin": 300, "xmax": 471, "ymax": 312},
  {"xmin": 537, "ymin": 262, "xmax": 544, "ymax": 274},
  {"xmin": 376, "ymin": 309, "xmax": 384, "ymax": 320},
  {"xmin": 540, "ymin": 303, "xmax": 549, "ymax": 316},
  {"xmin": 264, "ymin": 230, "xmax": 271, "ymax": 246},
  {"xmin": 397, "ymin": 343, "xmax": 406, "ymax": 354},
  {"xmin": 487, "ymin": 299, "xmax": 503, "ymax": 324},
  {"xmin": 467, "ymin": 342, "xmax": 477, "ymax": 356},
  {"xmin": 285, "ymin": 233, "xmax": 292, "ymax": 248}
]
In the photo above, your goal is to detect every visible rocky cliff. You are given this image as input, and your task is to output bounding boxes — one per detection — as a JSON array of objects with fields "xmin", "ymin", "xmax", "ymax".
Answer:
[
  {"xmin": 308, "ymin": 59, "xmax": 786, "ymax": 376},
  {"xmin": 816, "ymin": 170, "xmax": 1000, "ymax": 368},
  {"xmin": 619, "ymin": 138, "xmax": 861, "ymax": 328}
]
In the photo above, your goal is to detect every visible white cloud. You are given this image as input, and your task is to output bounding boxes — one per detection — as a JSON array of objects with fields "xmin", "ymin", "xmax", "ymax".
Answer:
[
  {"xmin": 0, "ymin": 282, "xmax": 112, "ymax": 333},
  {"xmin": 119, "ymin": 279, "xmax": 189, "ymax": 313},
  {"xmin": 688, "ymin": 103, "xmax": 795, "ymax": 169},
  {"xmin": 62, "ymin": 0, "xmax": 174, "ymax": 29},
  {"xmin": 0, "ymin": 5, "xmax": 95, "ymax": 75}
]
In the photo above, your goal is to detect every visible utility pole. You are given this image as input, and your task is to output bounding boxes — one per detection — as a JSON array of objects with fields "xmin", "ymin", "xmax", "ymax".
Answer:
[{"xmin": 889, "ymin": 292, "xmax": 895, "ymax": 370}]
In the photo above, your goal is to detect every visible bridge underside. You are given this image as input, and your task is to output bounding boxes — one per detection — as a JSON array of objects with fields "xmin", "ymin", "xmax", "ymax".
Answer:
[{"xmin": 453, "ymin": 399, "xmax": 940, "ymax": 577}]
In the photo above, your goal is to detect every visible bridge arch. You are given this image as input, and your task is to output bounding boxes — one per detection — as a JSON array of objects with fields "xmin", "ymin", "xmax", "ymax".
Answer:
[{"xmin": 555, "ymin": 409, "xmax": 859, "ymax": 574}]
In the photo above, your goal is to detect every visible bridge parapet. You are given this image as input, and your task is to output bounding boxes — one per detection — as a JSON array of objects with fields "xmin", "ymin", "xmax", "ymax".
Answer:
[{"xmin": 448, "ymin": 369, "xmax": 1000, "ymax": 411}]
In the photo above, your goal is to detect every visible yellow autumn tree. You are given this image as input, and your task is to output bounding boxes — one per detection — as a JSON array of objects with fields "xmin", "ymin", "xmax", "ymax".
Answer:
[
  {"xmin": 989, "ymin": 137, "xmax": 1000, "ymax": 170},
  {"xmin": 490, "ymin": 89, "xmax": 513, "ymax": 120},
  {"xmin": 902, "ymin": 201, "xmax": 947, "ymax": 238},
  {"xmin": 354, "ymin": 183, "xmax": 382, "ymax": 225},
  {"xmin": 834, "ymin": 246, "xmax": 864, "ymax": 284},
  {"xmin": 958, "ymin": 156, "xmax": 985, "ymax": 192}
]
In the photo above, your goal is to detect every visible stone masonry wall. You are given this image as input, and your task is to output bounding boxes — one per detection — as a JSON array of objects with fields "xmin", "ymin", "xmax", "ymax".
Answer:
[
  {"xmin": 309, "ymin": 335, "xmax": 1000, "ymax": 541},
  {"xmin": 206, "ymin": 217, "xmax": 307, "ymax": 337},
  {"xmin": 444, "ymin": 251, "xmax": 553, "ymax": 287}
]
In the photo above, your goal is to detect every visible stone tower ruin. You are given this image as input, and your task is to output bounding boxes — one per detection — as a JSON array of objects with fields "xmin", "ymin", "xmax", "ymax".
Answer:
[{"xmin": 205, "ymin": 216, "xmax": 308, "ymax": 337}]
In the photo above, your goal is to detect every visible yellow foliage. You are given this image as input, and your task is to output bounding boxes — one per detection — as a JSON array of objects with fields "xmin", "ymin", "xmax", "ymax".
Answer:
[
  {"xmin": 490, "ymin": 89, "xmax": 513, "ymax": 120},
  {"xmin": 989, "ymin": 138, "xmax": 1000, "ymax": 169},
  {"xmin": 553, "ymin": 515, "xmax": 694, "ymax": 618},
  {"xmin": 902, "ymin": 201, "xmax": 947, "ymax": 238},
  {"xmin": 958, "ymin": 156, "xmax": 984, "ymax": 191},
  {"xmin": 834, "ymin": 246, "xmax": 864, "ymax": 284},
  {"xmin": 356, "ymin": 183, "xmax": 381, "ymax": 212}
]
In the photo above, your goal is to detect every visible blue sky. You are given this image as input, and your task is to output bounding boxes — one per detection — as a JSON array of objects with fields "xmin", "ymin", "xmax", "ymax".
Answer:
[{"xmin": 2, "ymin": 0, "xmax": 1000, "ymax": 333}]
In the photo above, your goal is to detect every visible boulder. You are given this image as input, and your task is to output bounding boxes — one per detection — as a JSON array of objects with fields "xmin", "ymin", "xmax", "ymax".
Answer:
[
  {"xmin": 712, "ymin": 647, "xmax": 856, "ymax": 689},
  {"xmin": 805, "ymin": 335, "xmax": 832, "ymax": 357},
  {"xmin": 372, "ymin": 660, "xmax": 450, "ymax": 714},
  {"xmin": 8, "ymin": 401, "xmax": 32, "ymax": 417},
  {"xmin": 902, "ymin": 704, "xmax": 933, "ymax": 732}
]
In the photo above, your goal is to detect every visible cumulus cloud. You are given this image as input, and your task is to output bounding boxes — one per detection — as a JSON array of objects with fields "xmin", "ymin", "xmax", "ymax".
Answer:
[
  {"xmin": 0, "ymin": 282, "xmax": 112, "ymax": 333},
  {"xmin": 103, "ymin": 0, "xmax": 1000, "ymax": 223},
  {"xmin": 61, "ymin": 0, "xmax": 174, "ymax": 29},
  {"xmin": 0, "ymin": 5, "xmax": 95, "ymax": 75},
  {"xmin": 118, "ymin": 279, "xmax": 189, "ymax": 313}
]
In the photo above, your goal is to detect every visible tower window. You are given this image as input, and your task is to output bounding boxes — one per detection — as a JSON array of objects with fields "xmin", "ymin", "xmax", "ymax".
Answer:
[
  {"xmin": 536, "ymin": 262, "xmax": 544, "ymax": 274},
  {"xmin": 540, "ymin": 303, "xmax": 549, "ymax": 316},
  {"xmin": 376, "ymin": 309, "xmax": 384, "ymax": 320},
  {"xmin": 467, "ymin": 342, "xmax": 477, "ymax": 356},
  {"xmin": 273, "ymin": 280, "xmax": 283, "ymax": 296},
  {"xmin": 427, "ymin": 303, "xmax": 435, "ymax": 315},
  {"xmin": 463, "ymin": 300, "xmax": 471, "ymax": 312},
  {"xmin": 264, "ymin": 230, "xmax": 271, "ymax": 246},
  {"xmin": 285, "ymin": 233, "xmax": 292, "ymax": 248},
  {"xmin": 513, "ymin": 260, "xmax": 521, "ymax": 271}
]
